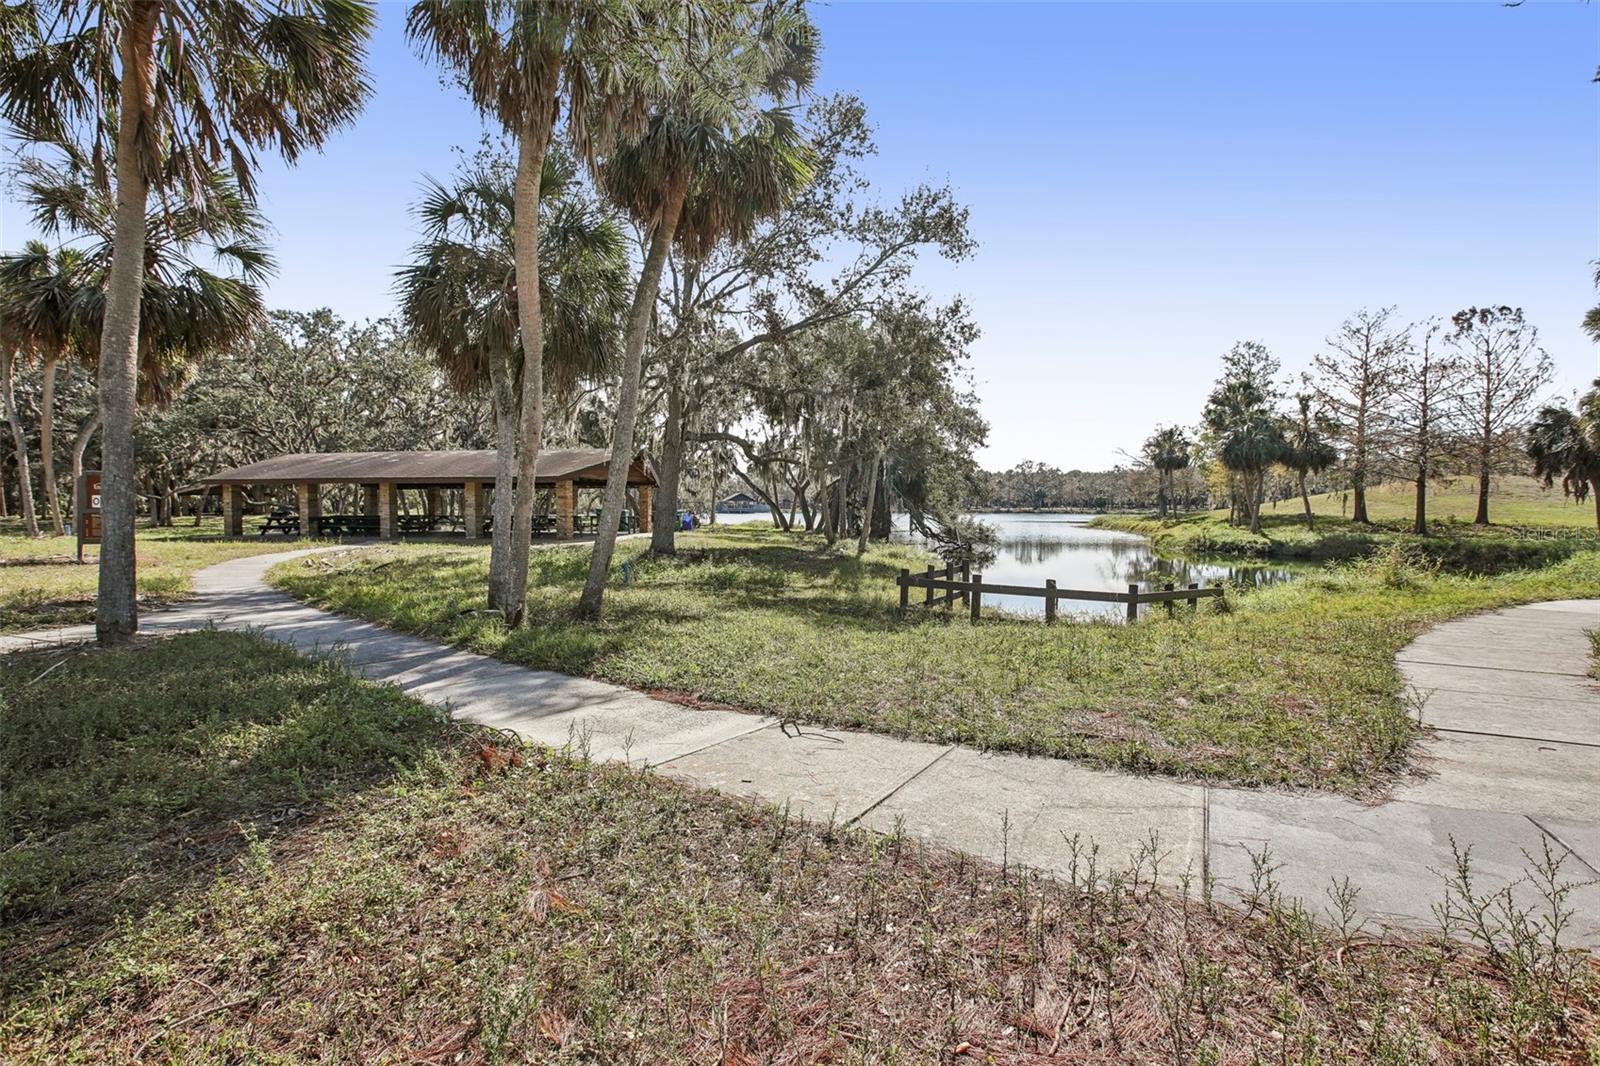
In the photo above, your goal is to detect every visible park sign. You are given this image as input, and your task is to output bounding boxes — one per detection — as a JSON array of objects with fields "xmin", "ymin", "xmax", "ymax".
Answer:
[{"xmin": 76, "ymin": 471, "xmax": 102, "ymax": 562}]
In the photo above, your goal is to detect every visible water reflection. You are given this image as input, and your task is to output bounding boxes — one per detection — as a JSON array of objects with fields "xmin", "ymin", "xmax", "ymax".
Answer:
[{"xmin": 898, "ymin": 513, "xmax": 1293, "ymax": 620}]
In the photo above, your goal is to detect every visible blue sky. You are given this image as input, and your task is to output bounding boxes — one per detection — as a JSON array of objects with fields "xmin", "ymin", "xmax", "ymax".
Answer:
[{"xmin": 3, "ymin": 1, "xmax": 1596, "ymax": 469}]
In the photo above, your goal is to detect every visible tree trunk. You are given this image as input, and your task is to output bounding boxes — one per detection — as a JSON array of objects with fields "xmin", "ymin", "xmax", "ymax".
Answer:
[
  {"xmin": 503, "ymin": 103, "xmax": 557, "ymax": 626},
  {"xmin": 1592, "ymin": 480, "xmax": 1600, "ymax": 533},
  {"xmin": 486, "ymin": 368, "xmax": 518, "ymax": 614},
  {"xmin": 0, "ymin": 348, "xmax": 40, "ymax": 537},
  {"xmin": 651, "ymin": 372, "xmax": 686, "ymax": 553},
  {"xmin": 39, "ymin": 354, "xmax": 63, "ymax": 535},
  {"xmin": 1298, "ymin": 472, "xmax": 1314, "ymax": 531},
  {"xmin": 856, "ymin": 450, "xmax": 882, "ymax": 556},
  {"xmin": 1156, "ymin": 471, "xmax": 1168, "ymax": 519},
  {"xmin": 706, "ymin": 451, "xmax": 717, "ymax": 526},
  {"xmin": 1414, "ymin": 473, "xmax": 1428, "ymax": 536},
  {"xmin": 578, "ymin": 172, "xmax": 690, "ymax": 618},
  {"xmin": 95, "ymin": 4, "xmax": 158, "ymax": 643},
  {"xmin": 1474, "ymin": 459, "xmax": 1491, "ymax": 526},
  {"xmin": 71, "ymin": 411, "xmax": 101, "ymax": 508}
]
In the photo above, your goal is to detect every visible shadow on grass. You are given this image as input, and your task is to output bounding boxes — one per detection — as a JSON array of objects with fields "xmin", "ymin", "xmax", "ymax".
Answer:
[{"xmin": 0, "ymin": 629, "xmax": 456, "ymax": 995}]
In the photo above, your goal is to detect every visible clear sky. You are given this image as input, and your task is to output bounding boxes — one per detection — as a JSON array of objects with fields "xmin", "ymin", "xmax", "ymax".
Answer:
[{"xmin": 3, "ymin": 1, "xmax": 1596, "ymax": 470}]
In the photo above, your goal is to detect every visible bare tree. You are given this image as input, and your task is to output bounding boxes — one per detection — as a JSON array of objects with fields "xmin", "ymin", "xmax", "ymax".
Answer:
[
  {"xmin": 1449, "ymin": 305, "xmax": 1554, "ymax": 525},
  {"xmin": 1309, "ymin": 308, "xmax": 1407, "ymax": 525},
  {"xmin": 1382, "ymin": 320, "xmax": 1464, "ymax": 535}
]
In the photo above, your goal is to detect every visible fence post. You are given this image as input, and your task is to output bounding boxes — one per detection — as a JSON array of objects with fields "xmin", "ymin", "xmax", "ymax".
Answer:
[
  {"xmin": 1126, "ymin": 583, "xmax": 1139, "ymax": 623},
  {"xmin": 960, "ymin": 563, "xmax": 971, "ymax": 609},
  {"xmin": 1045, "ymin": 578, "xmax": 1057, "ymax": 624},
  {"xmin": 1163, "ymin": 582, "xmax": 1175, "ymax": 618},
  {"xmin": 970, "ymin": 572, "xmax": 983, "ymax": 623},
  {"xmin": 944, "ymin": 563, "xmax": 954, "ymax": 613},
  {"xmin": 899, "ymin": 568, "xmax": 910, "ymax": 615},
  {"xmin": 1187, "ymin": 582, "xmax": 1199, "ymax": 611},
  {"xmin": 925, "ymin": 564, "xmax": 935, "ymax": 607}
]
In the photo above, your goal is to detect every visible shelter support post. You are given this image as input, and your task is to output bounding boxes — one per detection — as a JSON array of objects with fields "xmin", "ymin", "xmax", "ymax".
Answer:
[
  {"xmin": 296, "ymin": 482, "xmax": 321, "ymax": 538},
  {"xmin": 378, "ymin": 482, "xmax": 399, "ymax": 540},
  {"xmin": 222, "ymin": 483, "xmax": 244, "ymax": 537},
  {"xmin": 463, "ymin": 482, "xmax": 486, "ymax": 540},
  {"xmin": 361, "ymin": 484, "xmax": 378, "ymax": 516},
  {"xmin": 637, "ymin": 484, "xmax": 653, "ymax": 534},
  {"xmin": 555, "ymin": 479, "xmax": 575, "ymax": 538}
]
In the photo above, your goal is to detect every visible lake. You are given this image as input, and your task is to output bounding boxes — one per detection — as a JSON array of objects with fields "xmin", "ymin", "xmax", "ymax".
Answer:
[
  {"xmin": 713, "ymin": 510, "xmax": 1293, "ymax": 620},
  {"xmin": 940, "ymin": 513, "xmax": 1293, "ymax": 620}
]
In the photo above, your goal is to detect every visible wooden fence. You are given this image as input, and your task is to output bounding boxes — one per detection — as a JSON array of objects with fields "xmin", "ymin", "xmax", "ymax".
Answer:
[{"xmin": 896, "ymin": 565, "xmax": 1224, "ymax": 623}]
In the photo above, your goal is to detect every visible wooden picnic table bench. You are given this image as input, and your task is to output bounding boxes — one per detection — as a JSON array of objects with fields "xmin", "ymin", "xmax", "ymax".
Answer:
[{"xmin": 259, "ymin": 510, "xmax": 300, "ymax": 536}]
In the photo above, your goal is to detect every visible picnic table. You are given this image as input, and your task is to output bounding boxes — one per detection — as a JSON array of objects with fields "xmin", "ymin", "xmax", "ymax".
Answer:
[
  {"xmin": 315, "ymin": 514, "xmax": 380, "ymax": 537},
  {"xmin": 398, "ymin": 514, "xmax": 465, "ymax": 534},
  {"xmin": 258, "ymin": 509, "xmax": 300, "ymax": 536}
]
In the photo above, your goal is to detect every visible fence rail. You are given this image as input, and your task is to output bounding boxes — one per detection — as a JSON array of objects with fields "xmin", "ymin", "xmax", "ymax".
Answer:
[{"xmin": 896, "ymin": 566, "xmax": 1224, "ymax": 623}]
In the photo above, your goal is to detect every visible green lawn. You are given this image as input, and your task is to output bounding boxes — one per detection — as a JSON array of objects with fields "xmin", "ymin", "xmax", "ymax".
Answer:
[
  {"xmin": 4, "ymin": 632, "xmax": 1593, "ymax": 1063},
  {"xmin": 270, "ymin": 524, "xmax": 1600, "ymax": 794},
  {"xmin": 0, "ymin": 518, "xmax": 325, "ymax": 632},
  {"xmin": 1093, "ymin": 508, "xmax": 1600, "ymax": 572},
  {"xmin": 1298, "ymin": 475, "xmax": 1599, "ymax": 529}
]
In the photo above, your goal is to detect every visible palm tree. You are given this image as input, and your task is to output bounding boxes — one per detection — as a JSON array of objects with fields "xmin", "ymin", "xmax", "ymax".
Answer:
[
  {"xmin": 0, "ymin": 240, "xmax": 88, "ymax": 536},
  {"xmin": 1527, "ymin": 379, "xmax": 1600, "ymax": 531},
  {"xmin": 397, "ymin": 153, "xmax": 629, "ymax": 545},
  {"xmin": 3, "ymin": 153, "xmax": 272, "ymax": 528},
  {"xmin": 1140, "ymin": 425, "xmax": 1191, "ymax": 519},
  {"xmin": 1281, "ymin": 396, "xmax": 1338, "ymax": 530},
  {"xmin": 577, "ymin": 3, "xmax": 818, "ymax": 618},
  {"xmin": 0, "ymin": 297, "xmax": 43, "ymax": 538},
  {"xmin": 1, "ymin": 0, "xmax": 373, "ymax": 643},
  {"xmin": 406, "ymin": 0, "xmax": 678, "ymax": 624},
  {"xmin": 1219, "ymin": 413, "xmax": 1287, "ymax": 534}
]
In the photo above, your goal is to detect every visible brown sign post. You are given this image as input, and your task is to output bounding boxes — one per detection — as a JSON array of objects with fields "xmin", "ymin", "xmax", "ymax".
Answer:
[{"xmin": 76, "ymin": 471, "xmax": 102, "ymax": 563}]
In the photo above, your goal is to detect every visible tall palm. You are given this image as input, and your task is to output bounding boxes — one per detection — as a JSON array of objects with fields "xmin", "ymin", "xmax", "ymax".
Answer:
[
  {"xmin": 0, "ymin": 239, "xmax": 84, "ymax": 537},
  {"xmin": 1141, "ymin": 425, "xmax": 1190, "ymax": 519},
  {"xmin": 406, "ymin": 0, "xmax": 676, "ymax": 624},
  {"xmin": 397, "ymin": 153, "xmax": 629, "ymax": 517},
  {"xmin": 1281, "ymin": 396, "xmax": 1338, "ymax": 530},
  {"xmin": 1, "ymin": 0, "xmax": 373, "ymax": 643},
  {"xmin": 5, "ymin": 154, "xmax": 272, "ymax": 518},
  {"xmin": 1527, "ymin": 380, "xmax": 1600, "ymax": 531},
  {"xmin": 577, "ymin": 2, "xmax": 818, "ymax": 618}
]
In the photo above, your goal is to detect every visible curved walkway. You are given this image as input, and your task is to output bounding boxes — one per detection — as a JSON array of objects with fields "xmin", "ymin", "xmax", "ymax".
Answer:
[{"xmin": 6, "ymin": 550, "xmax": 1599, "ymax": 943}]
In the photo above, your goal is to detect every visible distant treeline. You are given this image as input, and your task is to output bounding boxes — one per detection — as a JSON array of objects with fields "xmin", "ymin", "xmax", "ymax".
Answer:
[{"xmin": 969, "ymin": 461, "xmax": 1214, "ymax": 513}]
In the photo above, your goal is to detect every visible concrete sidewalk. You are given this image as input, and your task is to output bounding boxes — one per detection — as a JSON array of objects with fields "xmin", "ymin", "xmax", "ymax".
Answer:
[{"xmin": 7, "ymin": 549, "xmax": 1599, "ymax": 943}]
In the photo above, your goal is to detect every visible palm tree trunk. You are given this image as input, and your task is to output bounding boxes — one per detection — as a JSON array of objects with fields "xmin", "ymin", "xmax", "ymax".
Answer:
[
  {"xmin": 1298, "ymin": 472, "xmax": 1314, "ymax": 530},
  {"xmin": 39, "ymin": 355, "xmax": 63, "ymax": 535},
  {"xmin": 651, "ymin": 371, "xmax": 686, "ymax": 553},
  {"xmin": 71, "ymin": 410, "xmax": 100, "ymax": 505},
  {"xmin": 503, "ymin": 104, "xmax": 557, "ymax": 626},
  {"xmin": 578, "ymin": 172, "xmax": 690, "ymax": 618},
  {"xmin": 95, "ymin": 3, "xmax": 158, "ymax": 644},
  {"xmin": 486, "ymin": 363, "xmax": 518, "ymax": 615},
  {"xmin": 1, "ymin": 348, "xmax": 40, "ymax": 537}
]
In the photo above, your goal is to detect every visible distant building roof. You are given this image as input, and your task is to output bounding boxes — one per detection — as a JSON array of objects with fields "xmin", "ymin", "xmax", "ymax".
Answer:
[{"xmin": 197, "ymin": 449, "xmax": 655, "ymax": 488}]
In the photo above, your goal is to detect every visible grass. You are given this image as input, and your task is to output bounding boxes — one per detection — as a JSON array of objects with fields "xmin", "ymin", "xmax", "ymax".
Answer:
[
  {"xmin": 0, "ymin": 517, "xmax": 324, "ymax": 632},
  {"xmin": 270, "ymin": 525, "xmax": 1600, "ymax": 795},
  {"xmin": 4, "ymin": 631, "xmax": 1595, "ymax": 1063},
  {"xmin": 1298, "ymin": 475, "xmax": 1600, "ymax": 529},
  {"xmin": 1092, "ymin": 507, "xmax": 1600, "ymax": 573}
]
